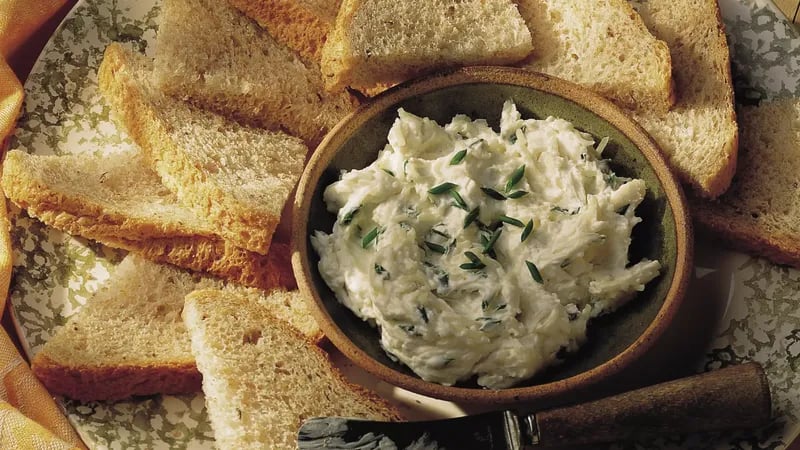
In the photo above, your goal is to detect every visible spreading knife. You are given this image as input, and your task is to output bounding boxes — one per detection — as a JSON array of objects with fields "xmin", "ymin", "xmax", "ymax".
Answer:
[{"xmin": 298, "ymin": 362, "xmax": 771, "ymax": 449}]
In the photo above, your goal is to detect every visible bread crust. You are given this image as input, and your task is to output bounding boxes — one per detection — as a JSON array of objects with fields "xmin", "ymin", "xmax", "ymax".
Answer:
[
  {"xmin": 99, "ymin": 43, "xmax": 301, "ymax": 255},
  {"xmin": 31, "ymin": 353, "xmax": 201, "ymax": 402}
]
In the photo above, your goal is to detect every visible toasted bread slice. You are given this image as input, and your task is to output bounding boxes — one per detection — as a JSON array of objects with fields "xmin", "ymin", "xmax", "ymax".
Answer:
[
  {"xmin": 515, "ymin": 0, "xmax": 674, "ymax": 113},
  {"xmin": 154, "ymin": 0, "xmax": 356, "ymax": 146},
  {"xmin": 226, "ymin": 0, "xmax": 341, "ymax": 62},
  {"xmin": 691, "ymin": 99, "xmax": 800, "ymax": 265},
  {"xmin": 321, "ymin": 0, "xmax": 533, "ymax": 92},
  {"xmin": 31, "ymin": 254, "xmax": 320, "ymax": 402},
  {"xmin": 629, "ymin": 0, "xmax": 738, "ymax": 198},
  {"xmin": 183, "ymin": 288, "xmax": 401, "ymax": 449},
  {"xmin": 99, "ymin": 43, "xmax": 306, "ymax": 255},
  {"xmin": 1, "ymin": 149, "xmax": 280, "ymax": 289}
]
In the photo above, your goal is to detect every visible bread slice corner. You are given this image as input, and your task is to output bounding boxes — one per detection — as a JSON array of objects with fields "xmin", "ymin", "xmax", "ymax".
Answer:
[
  {"xmin": 183, "ymin": 288, "xmax": 401, "ymax": 449},
  {"xmin": 321, "ymin": 0, "xmax": 534, "ymax": 92},
  {"xmin": 691, "ymin": 98, "xmax": 800, "ymax": 266}
]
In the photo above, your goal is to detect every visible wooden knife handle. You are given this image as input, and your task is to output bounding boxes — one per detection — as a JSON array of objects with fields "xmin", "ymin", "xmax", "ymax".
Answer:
[{"xmin": 534, "ymin": 362, "xmax": 772, "ymax": 446}]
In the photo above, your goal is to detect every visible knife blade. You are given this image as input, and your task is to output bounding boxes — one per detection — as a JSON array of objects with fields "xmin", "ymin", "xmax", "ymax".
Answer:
[{"xmin": 298, "ymin": 362, "xmax": 771, "ymax": 449}]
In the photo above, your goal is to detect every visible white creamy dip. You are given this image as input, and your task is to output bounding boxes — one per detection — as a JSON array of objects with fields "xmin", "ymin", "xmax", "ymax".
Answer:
[{"xmin": 311, "ymin": 101, "xmax": 661, "ymax": 389}]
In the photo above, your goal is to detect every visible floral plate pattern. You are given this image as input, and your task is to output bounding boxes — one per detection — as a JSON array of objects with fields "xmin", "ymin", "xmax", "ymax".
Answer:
[{"xmin": 6, "ymin": 0, "xmax": 800, "ymax": 448}]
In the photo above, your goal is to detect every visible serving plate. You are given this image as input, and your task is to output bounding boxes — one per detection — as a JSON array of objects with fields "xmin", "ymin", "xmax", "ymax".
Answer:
[{"xmin": 6, "ymin": 0, "xmax": 800, "ymax": 448}]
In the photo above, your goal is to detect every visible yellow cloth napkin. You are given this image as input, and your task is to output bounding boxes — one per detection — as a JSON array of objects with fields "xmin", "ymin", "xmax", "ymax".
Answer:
[{"xmin": 0, "ymin": 0, "xmax": 88, "ymax": 448}]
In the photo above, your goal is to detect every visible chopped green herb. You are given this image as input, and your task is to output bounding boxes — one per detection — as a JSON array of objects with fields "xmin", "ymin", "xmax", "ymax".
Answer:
[
  {"xmin": 551, "ymin": 206, "xmax": 569, "ymax": 214},
  {"xmin": 505, "ymin": 165, "xmax": 525, "ymax": 192},
  {"xmin": 450, "ymin": 190, "xmax": 468, "ymax": 210},
  {"xmin": 495, "ymin": 304, "xmax": 507, "ymax": 311},
  {"xmin": 464, "ymin": 251, "xmax": 482, "ymax": 263},
  {"xmin": 382, "ymin": 168, "xmax": 395, "ymax": 177},
  {"xmin": 477, "ymin": 317, "xmax": 502, "ymax": 330},
  {"xmin": 481, "ymin": 299, "xmax": 489, "ymax": 310},
  {"xmin": 460, "ymin": 261, "xmax": 486, "ymax": 271},
  {"xmin": 560, "ymin": 259, "xmax": 571, "ymax": 268},
  {"xmin": 526, "ymin": 260, "xmax": 543, "ymax": 284},
  {"xmin": 403, "ymin": 159, "xmax": 409, "ymax": 175},
  {"xmin": 449, "ymin": 149, "xmax": 467, "ymax": 165},
  {"xmin": 340, "ymin": 206, "xmax": 361, "ymax": 225},
  {"xmin": 430, "ymin": 228, "xmax": 450, "ymax": 239},
  {"xmin": 428, "ymin": 182, "xmax": 457, "ymax": 195},
  {"xmin": 417, "ymin": 305, "xmax": 429, "ymax": 323},
  {"xmin": 498, "ymin": 215, "xmax": 524, "ymax": 227},
  {"xmin": 482, "ymin": 227, "xmax": 503, "ymax": 255},
  {"xmin": 508, "ymin": 133, "xmax": 518, "ymax": 144},
  {"xmin": 374, "ymin": 263, "xmax": 387, "ymax": 274},
  {"xmin": 481, "ymin": 187, "xmax": 506, "ymax": 200},
  {"xmin": 469, "ymin": 139, "xmax": 485, "ymax": 148},
  {"xmin": 361, "ymin": 227, "xmax": 380, "ymax": 248},
  {"xmin": 521, "ymin": 220, "xmax": 533, "ymax": 242},
  {"xmin": 463, "ymin": 206, "xmax": 480, "ymax": 228},
  {"xmin": 507, "ymin": 190, "xmax": 528, "ymax": 199},
  {"xmin": 424, "ymin": 241, "xmax": 447, "ymax": 254}
]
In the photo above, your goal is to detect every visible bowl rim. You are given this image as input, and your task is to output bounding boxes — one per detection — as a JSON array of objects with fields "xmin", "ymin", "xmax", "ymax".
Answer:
[{"xmin": 292, "ymin": 66, "xmax": 694, "ymax": 405}]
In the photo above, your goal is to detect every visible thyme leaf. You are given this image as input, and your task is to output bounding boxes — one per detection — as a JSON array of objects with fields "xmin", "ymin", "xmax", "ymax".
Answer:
[
  {"xmin": 428, "ymin": 182, "xmax": 457, "ymax": 195},
  {"xmin": 481, "ymin": 187, "xmax": 506, "ymax": 200},
  {"xmin": 449, "ymin": 149, "xmax": 467, "ymax": 165},
  {"xmin": 449, "ymin": 190, "xmax": 468, "ymax": 210},
  {"xmin": 526, "ymin": 260, "xmax": 544, "ymax": 284},
  {"xmin": 507, "ymin": 190, "xmax": 528, "ymax": 199},
  {"xmin": 498, "ymin": 215, "xmax": 524, "ymax": 227},
  {"xmin": 482, "ymin": 227, "xmax": 503, "ymax": 255},
  {"xmin": 424, "ymin": 241, "xmax": 447, "ymax": 254},
  {"xmin": 361, "ymin": 227, "xmax": 381, "ymax": 248},
  {"xmin": 341, "ymin": 206, "xmax": 361, "ymax": 225},
  {"xmin": 521, "ymin": 220, "xmax": 533, "ymax": 242},
  {"xmin": 505, "ymin": 165, "xmax": 525, "ymax": 192},
  {"xmin": 463, "ymin": 206, "xmax": 480, "ymax": 228}
]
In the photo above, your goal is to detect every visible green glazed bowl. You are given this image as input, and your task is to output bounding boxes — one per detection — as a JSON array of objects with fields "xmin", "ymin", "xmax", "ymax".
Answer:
[{"xmin": 292, "ymin": 66, "xmax": 693, "ymax": 405}]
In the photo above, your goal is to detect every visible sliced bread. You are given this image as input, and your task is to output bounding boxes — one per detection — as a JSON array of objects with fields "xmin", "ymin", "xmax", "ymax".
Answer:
[
  {"xmin": 154, "ymin": 0, "xmax": 356, "ymax": 146},
  {"xmin": 320, "ymin": 0, "xmax": 533, "ymax": 92},
  {"xmin": 515, "ymin": 0, "xmax": 674, "ymax": 113},
  {"xmin": 226, "ymin": 0, "xmax": 342, "ymax": 62},
  {"xmin": 628, "ymin": 0, "xmax": 738, "ymax": 198},
  {"xmin": 99, "ymin": 43, "xmax": 306, "ymax": 255},
  {"xmin": 31, "ymin": 254, "xmax": 320, "ymax": 402},
  {"xmin": 692, "ymin": 98, "xmax": 800, "ymax": 266},
  {"xmin": 183, "ymin": 288, "xmax": 401, "ymax": 449},
  {"xmin": 1, "ymin": 149, "xmax": 280, "ymax": 289}
]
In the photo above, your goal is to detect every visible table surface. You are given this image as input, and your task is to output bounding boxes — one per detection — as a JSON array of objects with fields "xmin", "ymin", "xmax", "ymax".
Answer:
[{"xmin": 3, "ymin": 1, "xmax": 799, "ymax": 449}]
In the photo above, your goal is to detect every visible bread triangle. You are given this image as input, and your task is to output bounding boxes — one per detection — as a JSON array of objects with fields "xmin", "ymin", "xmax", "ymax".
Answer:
[
  {"xmin": 31, "ymin": 254, "xmax": 322, "ymax": 402},
  {"xmin": 691, "ymin": 98, "xmax": 800, "ymax": 265},
  {"xmin": 628, "ymin": 0, "xmax": 738, "ymax": 198},
  {"xmin": 515, "ymin": 0, "xmax": 674, "ymax": 113},
  {"xmin": 154, "ymin": 0, "xmax": 356, "ymax": 145},
  {"xmin": 1, "ymin": 149, "xmax": 283, "ymax": 289},
  {"xmin": 320, "ymin": 0, "xmax": 533, "ymax": 92},
  {"xmin": 183, "ymin": 288, "xmax": 401, "ymax": 449},
  {"xmin": 99, "ymin": 43, "xmax": 305, "ymax": 255}
]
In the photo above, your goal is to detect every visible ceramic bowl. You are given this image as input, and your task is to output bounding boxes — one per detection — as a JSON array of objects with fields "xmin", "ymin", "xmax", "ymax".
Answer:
[{"xmin": 291, "ymin": 66, "xmax": 693, "ymax": 405}]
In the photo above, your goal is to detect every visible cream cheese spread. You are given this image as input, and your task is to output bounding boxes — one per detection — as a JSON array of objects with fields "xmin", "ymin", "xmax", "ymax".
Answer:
[{"xmin": 311, "ymin": 101, "xmax": 661, "ymax": 389}]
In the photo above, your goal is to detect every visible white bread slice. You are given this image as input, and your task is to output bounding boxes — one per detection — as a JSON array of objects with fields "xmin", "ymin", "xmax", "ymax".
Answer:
[
  {"xmin": 183, "ymin": 288, "xmax": 402, "ymax": 449},
  {"xmin": 98, "ymin": 43, "xmax": 306, "ymax": 255},
  {"xmin": 628, "ymin": 0, "xmax": 738, "ymax": 198},
  {"xmin": 0, "ymin": 149, "xmax": 282, "ymax": 289},
  {"xmin": 31, "ymin": 254, "xmax": 321, "ymax": 402},
  {"xmin": 226, "ymin": 0, "xmax": 342, "ymax": 62},
  {"xmin": 320, "ymin": 0, "xmax": 534, "ymax": 92},
  {"xmin": 154, "ymin": 0, "xmax": 356, "ymax": 146},
  {"xmin": 515, "ymin": 0, "xmax": 674, "ymax": 113},
  {"xmin": 691, "ymin": 99, "xmax": 800, "ymax": 266}
]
